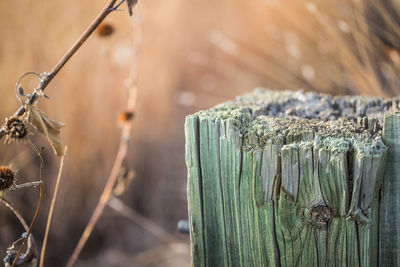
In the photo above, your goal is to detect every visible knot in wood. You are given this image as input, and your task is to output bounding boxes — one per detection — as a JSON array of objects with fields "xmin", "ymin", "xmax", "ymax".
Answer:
[
  {"xmin": 0, "ymin": 166, "xmax": 14, "ymax": 191},
  {"xmin": 309, "ymin": 205, "xmax": 331, "ymax": 229}
]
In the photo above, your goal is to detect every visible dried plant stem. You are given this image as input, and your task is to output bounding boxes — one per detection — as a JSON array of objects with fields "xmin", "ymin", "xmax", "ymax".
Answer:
[
  {"xmin": 0, "ymin": 197, "xmax": 38, "ymax": 266},
  {"xmin": 66, "ymin": 126, "xmax": 131, "ymax": 267},
  {"xmin": 39, "ymin": 147, "xmax": 67, "ymax": 267},
  {"xmin": 12, "ymin": 140, "xmax": 44, "ymax": 267},
  {"xmin": 0, "ymin": 198, "xmax": 29, "ymax": 232},
  {"xmin": 0, "ymin": 0, "xmax": 121, "ymax": 140},
  {"xmin": 42, "ymin": 1, "xmax": 118, "ymax": 87},
  {"xmin": 14, "ymin": 181, "xmax": 42, "ymax": 189},
  {"xmin": 66, "ymin": 15, "xmax": 142, "ymax": 267},
  {"xmin": 108, "ymin": 196, "xmax": 179, "ymax": 243}
]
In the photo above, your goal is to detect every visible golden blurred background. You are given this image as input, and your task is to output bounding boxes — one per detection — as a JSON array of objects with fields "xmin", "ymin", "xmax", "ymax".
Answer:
[{"xmin": 0, "ymin": 0, "xmax": 399, "ymax": 266}]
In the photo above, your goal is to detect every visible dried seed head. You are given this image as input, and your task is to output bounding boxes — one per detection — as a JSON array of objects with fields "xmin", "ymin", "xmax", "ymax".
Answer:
[
  {"xmin": 118, "ymin": 111, "xmax": 134, "ymax": 123},
  {"xmin": 96, "ymin": 23, "xmax": 114, "ymax": 37},
  {"xmin": 4, "ymin": 117, "xmax": 27, "ymax": 141},
  {"xmin": 0, "ymin": 166, "xmax": 15, "ymax": 191}
]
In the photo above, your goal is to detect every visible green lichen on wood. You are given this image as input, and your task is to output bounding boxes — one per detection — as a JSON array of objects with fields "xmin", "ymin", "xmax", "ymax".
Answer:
[{"xmin": 185, "ymin": 89, "xmax": 399, "ymax": 267}]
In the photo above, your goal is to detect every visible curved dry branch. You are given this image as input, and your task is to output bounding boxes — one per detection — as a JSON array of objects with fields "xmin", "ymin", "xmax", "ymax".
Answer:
[
  {"xmin": 11, "ymin": 141, "xmax": 44, "ymax": 267},
  {"xmin": 66, "ymin": 11, "xmax": 143, "ymax": 267},
  {"xmin": 1, "ymin": 198, "xmax": 38, "ymax": 266}
]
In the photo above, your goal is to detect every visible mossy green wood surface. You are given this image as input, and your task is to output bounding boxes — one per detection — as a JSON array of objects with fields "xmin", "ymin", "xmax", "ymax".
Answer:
[{"xmin": 185, "ymin": 89, "xmax": 399, "ymax": 267}]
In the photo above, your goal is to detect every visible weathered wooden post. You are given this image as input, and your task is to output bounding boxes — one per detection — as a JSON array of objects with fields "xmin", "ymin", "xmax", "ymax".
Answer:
[{"xmin": 185, "ymin": 89, "xmax": 400, "ymax": 267}]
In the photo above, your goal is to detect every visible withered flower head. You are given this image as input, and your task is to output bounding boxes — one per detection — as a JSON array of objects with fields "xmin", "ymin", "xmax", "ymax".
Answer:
[
  {"xmin": 4, "ymin": 117, "xmax": 27, "ymax": 142},
  {"xmin": 0, "ymin": 166, "xmax": 15, "ymax": 191}
]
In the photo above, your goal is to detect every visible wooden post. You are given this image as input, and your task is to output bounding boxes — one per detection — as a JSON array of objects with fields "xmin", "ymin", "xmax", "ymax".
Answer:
[
  {"xmin": 185, "ymin": 89, "xmax": 400, "ymax": 267},
  {"xmin": 380, "ymin": 111, "xmax": 400, "ymax": 266}
]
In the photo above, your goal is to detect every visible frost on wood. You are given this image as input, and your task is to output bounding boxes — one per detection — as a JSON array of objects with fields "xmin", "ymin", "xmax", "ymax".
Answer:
[{"xmin": 185, "ymin": 89, "xmax": 400, "ymax": 267}]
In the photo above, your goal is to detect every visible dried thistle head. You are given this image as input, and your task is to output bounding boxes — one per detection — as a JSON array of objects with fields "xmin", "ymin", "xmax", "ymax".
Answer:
[
  {"xmin": 4, "ymin": 116, "xmax": 28, "ymax": 142},
  {"xmin": 0, "ymin": 166, "xmax": 15, "ymax": 192}
]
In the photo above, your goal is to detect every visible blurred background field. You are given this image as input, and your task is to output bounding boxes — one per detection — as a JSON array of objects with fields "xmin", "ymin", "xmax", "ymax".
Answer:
[{"xmin": 0, "ymin": 0, "xmax": 399, "ymax": 266}]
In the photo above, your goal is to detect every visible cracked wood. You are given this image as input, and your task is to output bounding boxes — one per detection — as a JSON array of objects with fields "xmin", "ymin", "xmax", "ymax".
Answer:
[{"xmin": 185, "ymin": 89, "xmax": 400, "ymax": 267}]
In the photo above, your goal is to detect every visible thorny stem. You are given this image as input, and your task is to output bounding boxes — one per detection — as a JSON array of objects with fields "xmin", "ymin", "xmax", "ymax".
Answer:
[
  {"xmin": 39, "ymin": 148, "xmax": 67, "ymax": 267},
  {"xmin": 66, "ymin": 12, "xmax": 143, "ymax": 267},
  {"xmin": 0, "ymin": 0, "xmax": 121, "ymax": 140},
  {"xmin": 12, "ymin": 140, "xmax": 44, "ymax": 267}
]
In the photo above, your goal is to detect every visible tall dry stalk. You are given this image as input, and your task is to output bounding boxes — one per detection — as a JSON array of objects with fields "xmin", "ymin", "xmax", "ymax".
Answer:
[
  {"xmin": 66, "ymin": 6, "xmax": 143, "ymax": 265},
  {"xmin": 0, "ymin": 0, "xmax": 139, "ymax": 266}
]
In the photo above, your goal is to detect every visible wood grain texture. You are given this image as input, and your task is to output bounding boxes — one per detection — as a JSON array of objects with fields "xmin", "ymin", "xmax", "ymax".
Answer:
[
  {"xmin": 380, "ymin": 112, "xmax": 400, "ymax": 266},
  {"xmin": 185, "ymin": 89, "xmax": 400, "ymax": 266}
]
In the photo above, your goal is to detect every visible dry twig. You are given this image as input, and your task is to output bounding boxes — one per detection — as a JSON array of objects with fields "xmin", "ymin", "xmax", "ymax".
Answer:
[
  {"xmin": 1, "ymin": 0, "xmax": 140, "ymax": 265},
  {"xmin": 0, "ymin": 0, "xmax": 121, "ymax": 140},
  {"xmin": 39, "ymin": 147, "xmax": 67, "ymax": 267},
  {"xmin": 0, "ymin": 197, "xmax": 38, "ymax": 266},
  {"xmin": 107, "ymin": 196, "xmax": 179, "ymax": 244},
  {"xmin": 66, "ymin": 4, "xmax": 142, "ymax": 266},
  {"xmin": 11, "ymin": 140, "xmax": 44, "ymax": 267}
]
